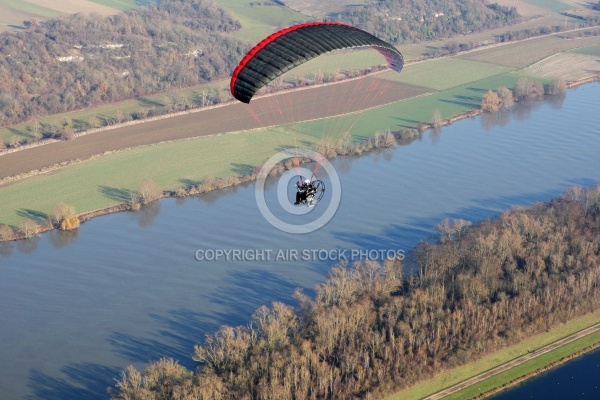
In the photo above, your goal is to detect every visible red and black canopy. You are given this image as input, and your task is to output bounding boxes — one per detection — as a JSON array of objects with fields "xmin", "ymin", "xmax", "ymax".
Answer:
[{"xmin": 230, "ymin": 22, "xmax": 404, "ymax": 103}]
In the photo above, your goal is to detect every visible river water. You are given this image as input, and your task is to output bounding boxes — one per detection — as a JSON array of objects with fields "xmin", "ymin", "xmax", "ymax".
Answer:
[
  {"xmin": 0, "ymin": 84, "xmax": 599, "ymax": 399},
  {"xmin": 490, "ymin": 347, "xmax": 600, "ymax": 400}
]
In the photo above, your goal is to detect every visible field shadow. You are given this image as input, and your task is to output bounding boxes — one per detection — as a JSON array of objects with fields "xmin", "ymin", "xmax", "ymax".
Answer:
[
  {"xmin": 72, "ymin": 119, "xmax": 91, "ymax": 131},
  {"xmin": 465, "ymin": 86, "xmax": 488, "ymax": 94},
  {"xmin": 98, "ymin": 186, "xmax": 133, "ymax": 203},
  {"xmin": 17, "ymin": 209, "xmax": 48, "ymax": 223},
  {"xmin": 27, "ymin": 363, "xmax": 120, "ymax": 400},
  {"xmin": 230, "ymin": 163, "xmax": 257, "ymax": 176},
  {"xmin": 8, "ymin": 126, "xmax": 34, "ymax": 138},
  {"xmin": 179, "ymin": 178, "xmax": 203, "ymax": 188},
  {"xmin": 136, "ymin": 98, "xmax": 164, "ymax": 108},
  {"xmin": 439, "ymin": 94, "xmax": 480, "ymax": 108},
  {"xmin": 393, "ymin": 117, "xmax": 421, "ymax": 128}
]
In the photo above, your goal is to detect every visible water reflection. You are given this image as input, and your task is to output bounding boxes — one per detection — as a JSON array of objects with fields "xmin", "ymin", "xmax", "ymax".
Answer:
[
  {"xmin": 16, "ymin": 236, "xmax": 39, "ymax": 254},
  {"xmin": 512, "ymin": 99, "xmax": 544, "ymax": 121},
  {"xmin": 546, "ymin": 92, "xmax": 566, "ymax": 110},
  {"xmin": 48, "ymin": 229, "xmax": 79, "ymax": 249},
  {"xmin": 128, "ymin": 202, "xmax": 161, "ymax": 228},
  {"xmin": 0, "ymin": 242, "xmax": 13, "ymax": 257},
  {"xmin": 430, "ymin": 127, "xmax": 442, "ymax": 145},
  {"xmin": 481, "ymin": 109, "xmax": 511, "ymax": 131}
]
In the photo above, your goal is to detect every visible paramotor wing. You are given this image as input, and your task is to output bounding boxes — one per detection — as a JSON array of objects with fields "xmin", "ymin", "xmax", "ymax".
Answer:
[{"xmin": 230, "ymin": 22, "xmax": 404, "ymax": 103}]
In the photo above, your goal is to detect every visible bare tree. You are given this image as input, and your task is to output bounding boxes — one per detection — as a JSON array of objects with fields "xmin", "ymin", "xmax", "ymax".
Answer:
[
  {"xmin": 435, "ymin": 218, "xmax": 472, "ymax": 242},
  {"xmin": 431, "ymin": 109, "xmax": 443, "ymax": 128},
  {"xmin": 0, "ymin": 224, "xmax": 14, "ymax": 241},
  {"xmin": 497, "ymin": 86, "xmax": 514, "ymax": 108},
  {"xmin": 547, "ymin": 77, "xmax": 567, "ymax": 96},
  {"xmin": 514, "ymin": 77, "xmax": 544, "ymax": 101},
  {"xmin": 18, "ymin": 218, "xmax": 39, "ymax": 238},
  {"xmin": 481, "ymin": 90, "xmax": 501, "ymax": 112},
  {"xmin": 139, "ymin": 178, "xmax": 162, "ymax": 205},
  {"xmin": 50, "ymin": 203, "xmax": 76, "ymax": 226}
]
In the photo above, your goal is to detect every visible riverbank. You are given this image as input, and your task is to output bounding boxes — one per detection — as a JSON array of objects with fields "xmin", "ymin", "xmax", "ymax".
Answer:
[
  {"xmin": 387, "ymin": 309, "xmax": 600, "ymax": 400},
  {"xmin": 1, "ymin": 28, "xmax": 599, "ymax": 236},
  {"xmin": 3, "ymin": 79, "xmax": 599, "ymax": 400},
  {"xmin": 2, "ymin": 75, "xmax": 598, "ymax": 243},
  {"xmin": 433, "ymin": 325, "xmax": 600, "ymax": 399},
  {"xmin": 108, "ymin": 185, "xmax": 600, "ymax": 399}
]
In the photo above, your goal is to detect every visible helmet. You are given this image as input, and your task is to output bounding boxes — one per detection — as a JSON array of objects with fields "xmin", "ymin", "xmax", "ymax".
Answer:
[{"xmin": 305, "ymin": 179, "xmax": 310, "ymax": 184}]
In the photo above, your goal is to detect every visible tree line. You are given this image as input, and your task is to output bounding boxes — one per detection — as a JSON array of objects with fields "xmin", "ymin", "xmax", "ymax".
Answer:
[
  {"xmin": 0, "ymin": 0, "xmax": 522, "ymax": 130},
  {"xmin": 0, "ymin": 0, "xmax": 246, "ymax": 126},
  {"xmin": 329, "ymin": 0, "xmax": 520, "ymax": 44},
  {"xmin": 111, "ymin": 184, "xmax": 600, "ymax": 399}
]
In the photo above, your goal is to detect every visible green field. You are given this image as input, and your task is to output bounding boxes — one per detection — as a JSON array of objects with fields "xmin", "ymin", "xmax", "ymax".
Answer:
[
  {"xmin": 457, "ymin": 35, "xmax": 600, "ymax": 68},
  {"xmin": 387, "ymin": 309, "xmax": 600, "ymax": 400},
  {"xmin": 89, "ymin": 0, "xmax": 146, "ymax": 11},
  {"xmin": 522, "ymin": 0, "xmax": 573, "ymax": 12},
  {"xmin": 380, "ymin": 58, "xmax": 514, "ymax": 90},
  {"xmin": 0, "ymin": 80, "xmax": 230, "ymax": 143},
  {"xmin": 0, "ymin": 70, "xmax": 520, "ymax": 227},
  {"xmin": 0, "ymin": 1, "xmax": 598, "ymax": 229},
  {"xmin": 569, "ymin": 44, "xmax": 600, "ymax": 57},
  {"xmin": 293, "ymin": 72, "xmax": 519, "ymax": 140},
  {"xmin": 0, "ymin": 0, "xmax": 63, "ymax": 19},
  {"xmin": 445, "ymin": 330, "xmax": 600, "ymax": 400},
  {"xmin": 0, "ymin": 128, "xmax": 314, "ymax": 226},
  {"xmin": 216, "ymin": 0, "xmax": 308, "ymax": 42}
]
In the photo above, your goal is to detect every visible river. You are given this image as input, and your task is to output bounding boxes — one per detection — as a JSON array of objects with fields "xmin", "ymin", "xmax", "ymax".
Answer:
[
  {"xmin": 0, "ymin": 84, "xmax": 599, "ymax": 399},
  {"xmin": 490, "ymin": 346, "xmax": 600, "ymax": 400}
]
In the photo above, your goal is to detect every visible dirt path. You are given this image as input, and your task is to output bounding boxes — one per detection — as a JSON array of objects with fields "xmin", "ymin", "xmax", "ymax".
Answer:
[{"xmin": 424, "ymin": 323, "xmax": 600, "ymax": 400}]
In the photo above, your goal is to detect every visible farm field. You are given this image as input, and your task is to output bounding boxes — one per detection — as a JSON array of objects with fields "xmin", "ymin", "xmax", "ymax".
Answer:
[
  {"xmin": 457, "ymin": 34, "xmax": 600, "ymax": 68},
  {"xmin": 5, "ymin": 19, "xmax": 598, "ymax": 226},
  {"xmin": 278, "ymin": 0, "xmax": 356, "ymax": 17},
  {"xmin": 0, "ymin": 0, "xmax": 138, "ymax": 30},
  {"xmin": 1, "ymin": 0, "xmax": 599, "ymax": 228},
  {"xmin": 215, "ymin": 0, "xmax": 308, "ymax": 42},
  {"xmin": 0, "ymin": 0, "xmax": 61, "ymax": 31},
  {"xmin": 0, "ymin": 51, "xmax": 403, "ymax": 145},
  {"xmin": 0, "ymin": 71, "xmax": 521, "ymax": 226},
  {"xmin": 0, "ymin": 78, "xmax": 422, "ymax": 181},
  {"xmin": 570, "ymin": 43, "xmax": 600, "ymax": 56},
  {"xmin": 517, "ymin": 52, "xmax": 600, "ymax": 81},
  {"xmin": 379, "ymin": 58, "xmax": 514, "ymax": 90},
  {"xmin": 0, "ymin": 129, "xmax": 309, "ymax": 226},
  {"xmin": 293, "ymin": 73, "xmax": 520, "ymax": 141}
]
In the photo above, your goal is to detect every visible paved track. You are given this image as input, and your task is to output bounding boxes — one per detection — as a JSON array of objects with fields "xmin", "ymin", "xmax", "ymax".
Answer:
[{"xmin": 424, "ymin": 323, "xmax": 600, "ymax": 399}]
